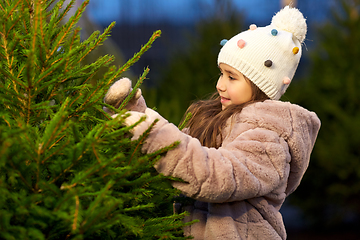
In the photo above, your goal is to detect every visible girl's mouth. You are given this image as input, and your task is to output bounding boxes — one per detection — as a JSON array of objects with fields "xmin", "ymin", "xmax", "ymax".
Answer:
[{"xmin": 220, "ymin": 96, "xmax": 230, "ymax": 103}]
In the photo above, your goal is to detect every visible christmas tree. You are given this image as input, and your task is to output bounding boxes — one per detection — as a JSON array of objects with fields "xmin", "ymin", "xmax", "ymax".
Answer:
[{"xmin": 0, "ymin": 0, "xmax": 191, "ymax": 239}]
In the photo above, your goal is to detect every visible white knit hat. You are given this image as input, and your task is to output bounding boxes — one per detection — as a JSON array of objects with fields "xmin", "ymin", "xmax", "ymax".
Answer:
[{"xmin": 217, "ymin": 6, "xmax": 307, "ymax": 100}]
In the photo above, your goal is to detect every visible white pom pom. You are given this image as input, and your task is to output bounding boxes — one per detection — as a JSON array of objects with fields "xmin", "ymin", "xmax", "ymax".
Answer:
[{"xmin": 271, "ymin": 6, "xmax": 307, "ymax": 43}]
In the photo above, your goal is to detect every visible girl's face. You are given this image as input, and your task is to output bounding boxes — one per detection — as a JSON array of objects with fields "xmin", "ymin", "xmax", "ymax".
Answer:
[{"xmin": 216, "ymin": 63, "xmax": 253, "ymax": 110}]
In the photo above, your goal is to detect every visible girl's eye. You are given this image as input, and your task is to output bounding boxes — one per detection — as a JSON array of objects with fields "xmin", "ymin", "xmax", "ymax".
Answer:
[{"xmin": 229, "ymin": 76, "xmax": 235, "ymax": 80}]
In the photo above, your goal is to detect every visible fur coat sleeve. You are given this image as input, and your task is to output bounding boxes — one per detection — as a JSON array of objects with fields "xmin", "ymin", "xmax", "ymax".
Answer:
[{"xmin": 140, "ymin": 100, "xmax": 320, "ymax": 203}]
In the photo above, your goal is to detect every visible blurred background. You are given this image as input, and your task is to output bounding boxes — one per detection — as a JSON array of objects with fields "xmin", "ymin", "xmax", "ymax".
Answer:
[{"xmin": 78, "ymin": 0, "xmax": 359, "ymax": 239}]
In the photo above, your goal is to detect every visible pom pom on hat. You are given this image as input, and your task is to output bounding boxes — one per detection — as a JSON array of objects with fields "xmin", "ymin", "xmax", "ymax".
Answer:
[
  {"xmin": 220, "ymin": 39, "xmax": 228, "ymax": 46},
  {"xmin": 217, "ymin": 6, "xmax": 307, "ymax": 100},
  {"xmin": 249, "ymin": 24, "xmax": 257, "ymax": 30},
  {"xmin": 271, "ymin": 6, "xmax": 307, "ymax": 43}
]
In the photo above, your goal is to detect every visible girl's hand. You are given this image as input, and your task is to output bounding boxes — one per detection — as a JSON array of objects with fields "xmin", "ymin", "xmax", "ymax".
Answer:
[
  {"xmin": 103, "ymin": 78, "xmax": 147, "ymax": 114},
  {"xmin": 114, "ymin": 108, "xmax": 168, "ymax": 141}
]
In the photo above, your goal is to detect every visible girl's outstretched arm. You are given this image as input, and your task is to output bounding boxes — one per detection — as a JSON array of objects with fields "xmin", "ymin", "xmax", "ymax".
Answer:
[{"xmin": 120, "ymin": 107, "xmax": 300, "ymax": 203}]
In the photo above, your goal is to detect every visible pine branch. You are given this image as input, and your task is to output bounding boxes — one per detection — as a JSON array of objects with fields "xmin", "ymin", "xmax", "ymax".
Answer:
[
  {"xmin": 106, "ymin": 30, "xmax": 162, "ymax": 86},
  {"xmin": 178, "ymin": 112, "xmax": 192, "ymax": 130},
  {"xmin": 3, "ymin": 0, "xmax": 21, "ymax": 20},
  {"xmin": 39, "ymin": 98, "xmax": 70, "ymax": 155},
  {"xmin": 78, "ymin": 55, "xmax": 114, "ymax": 85},
  {"xmin": 78, "ymin": 22, "xmax": 116, "ymax": 63},
  {"xmin": 0, "ymin": 3, "xmax": 5, "ymax": 12},
  {"xmin": 20, "ymin": 2, "xmax": 31, "ymax": 34},
  {"xmin": 37, "ymin": 180, "xmax": 62, "ymax": 197},
  {"xmin": 0, "ymin": 30, "xmax": 22, "ymax": 94},
  {"xmin": 118, "ymin": 67, "xmax": 150, "ymax": 111},
  {"xmin": 35, "ymin": 0, "xmax": 48, "ymax": 66},
  {"xmin": 50, "ymin": 154, "xmax": 86, "ymax": 186},
  {"xmin": 45, "ymin": 0, "xmax": 58, "ymax": 13},
  {"xmin": 147, "ymin": 141, "xmax": 180, "ymax": 162},
  {"xmin": 40, "ymin": 137, "xmax": 70, "ymax": 165},
  {"xmin": 64, "ymin": 27, "xmax": 80, "ymax": 73},
  {"xmin": 70, "ymin": 81, "xmax": 107, "ymax": 116},
  {"xmin": 9, "ymin": 161, "xmax": 35, "ymax": 193},
  {"xmin": 72, "ymin": 195, "xmax": 80, "ymax": 232},
  {"xmin": 80, "ymin": 180, "xmax": 114, "ymax": 232},
  {"xmin": 128, "ymin": 117, "xmax": 158, "ymax": 165},
  {"xmin": 52, "ymin": 0, "xmax": 75, "ymax": 27},
  {"xmin": 123, "ymin": 203, "xmax": 154, "ymax": 213},
  {"xmin": 49, "ymin": 0, "xmax": 88, "ymax": 58}
]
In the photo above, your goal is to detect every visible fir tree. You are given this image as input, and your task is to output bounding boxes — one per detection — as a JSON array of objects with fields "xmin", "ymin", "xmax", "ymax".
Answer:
[{"xmin": 0, "ymin": 0, "xmax": 191, "ymax": 239}]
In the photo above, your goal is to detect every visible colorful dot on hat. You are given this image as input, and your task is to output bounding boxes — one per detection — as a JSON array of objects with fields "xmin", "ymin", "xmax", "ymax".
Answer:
[
  {"xmin": 283, "ymin": 77, "xmax": 291, "ymax": 85},
  {"xmin": 271, "ymin": 29, "xmax": 278, "ymax": 36},
  {"xmin": 292, "ymin": 47, "xmax": 299, "ymax": 54},
  {"xmin": 249, "ymin": 24, "xmax": 257, "ymax": 30},
  {"xmin": 264, "ymin": 60, "xmax": 273, "ymax": 67},
  {"xmin": 237, "ymin": 39, "xmax": 246, "ymax": 49},
  {"xmin": 220, "ymin": 39, "xmax": 228, "ymax": 46}
]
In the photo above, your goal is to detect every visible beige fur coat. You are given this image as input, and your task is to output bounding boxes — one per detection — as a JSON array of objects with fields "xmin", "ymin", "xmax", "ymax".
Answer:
[{"xmin": 128, "ymin": 100, "xmax": 321, "ymax": 240}]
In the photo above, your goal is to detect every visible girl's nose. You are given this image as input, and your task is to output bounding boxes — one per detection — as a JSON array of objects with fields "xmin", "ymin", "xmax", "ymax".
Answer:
[{"xmin": 216, "ymin": 78, "xmax": 225, "ymax": 92}]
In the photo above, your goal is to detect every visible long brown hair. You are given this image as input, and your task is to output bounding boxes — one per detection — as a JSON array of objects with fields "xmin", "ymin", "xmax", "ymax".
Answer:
[{"xmin": 183, "ymin": 80, "xmax": 269, "ymax": 148}]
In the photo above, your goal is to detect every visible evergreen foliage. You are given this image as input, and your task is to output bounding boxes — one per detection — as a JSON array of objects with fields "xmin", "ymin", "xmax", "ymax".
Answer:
[
  {"xmin": 0, "ymin": 0, "xmax": 190, "ymax": 239},
  {"xmin": 283, "ymin": 0, "xmax": 360, "ymax": 229}
]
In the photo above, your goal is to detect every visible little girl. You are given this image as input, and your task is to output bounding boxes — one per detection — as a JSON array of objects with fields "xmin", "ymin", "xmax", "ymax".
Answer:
[{"xmin": 104, "ymin": 6, "xmax": 321, "ymax": 240}]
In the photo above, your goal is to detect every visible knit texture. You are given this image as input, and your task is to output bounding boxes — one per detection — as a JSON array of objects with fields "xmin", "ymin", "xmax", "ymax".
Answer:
[{"xmin": 217, "ymin": 6, "xmax": 307, "ymax": 100}]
